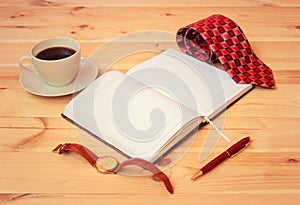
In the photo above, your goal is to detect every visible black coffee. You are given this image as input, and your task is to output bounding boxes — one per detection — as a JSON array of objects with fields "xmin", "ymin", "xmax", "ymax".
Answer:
[{"xmin": 36, "ymin": 46, "xmax": 76, "ymax": 60}]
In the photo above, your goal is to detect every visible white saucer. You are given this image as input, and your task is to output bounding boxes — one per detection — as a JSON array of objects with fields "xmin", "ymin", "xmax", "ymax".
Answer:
[{"xmin": 19, "ymin": 57, "xmax": 99, "ymax": 97}]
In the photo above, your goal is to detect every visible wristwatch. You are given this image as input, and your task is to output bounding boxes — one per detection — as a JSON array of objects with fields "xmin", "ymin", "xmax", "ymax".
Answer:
[{"xmin": 52, "ymin": 143, "xmax": 173, "ymax": 194}]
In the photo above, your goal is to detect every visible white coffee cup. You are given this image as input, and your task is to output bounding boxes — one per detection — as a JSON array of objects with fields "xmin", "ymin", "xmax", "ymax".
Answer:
[{"xmin": 19, "ymin": 37, "xmax": 81, "ymax": 87}]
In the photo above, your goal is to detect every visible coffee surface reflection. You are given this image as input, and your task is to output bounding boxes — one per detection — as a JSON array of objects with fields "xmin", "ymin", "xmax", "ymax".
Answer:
[{"xmin": 36, "ymin": 47, "xmax": 76, "ymax": 61}]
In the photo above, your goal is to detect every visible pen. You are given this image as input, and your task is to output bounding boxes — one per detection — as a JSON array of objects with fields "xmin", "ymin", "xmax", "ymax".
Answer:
[{"xmin": 191, "ymin": 136, "xmax": 251, "ymax": 180}]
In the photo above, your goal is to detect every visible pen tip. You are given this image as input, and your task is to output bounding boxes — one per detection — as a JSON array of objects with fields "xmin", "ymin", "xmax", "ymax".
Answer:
[{"xmin": 191, "ymin": 170, "xmax": 203, "ymax": 181}]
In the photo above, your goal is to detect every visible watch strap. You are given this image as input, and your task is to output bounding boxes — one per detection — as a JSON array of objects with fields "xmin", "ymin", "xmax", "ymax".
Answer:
[{"xmin": 53, "ymin": 143, "xmax": 173, "ymax": 194}]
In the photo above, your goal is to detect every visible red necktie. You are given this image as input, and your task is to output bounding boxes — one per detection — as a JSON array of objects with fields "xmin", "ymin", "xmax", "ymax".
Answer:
[{"xmin": 176, "ymin": 14, "xmax": 275, "ymax": 89}]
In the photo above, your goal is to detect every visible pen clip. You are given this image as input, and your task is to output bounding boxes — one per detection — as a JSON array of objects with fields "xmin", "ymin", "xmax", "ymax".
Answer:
[{"xmin": 229, "ymin": 142, "xmax": 250, "ymax": 158}]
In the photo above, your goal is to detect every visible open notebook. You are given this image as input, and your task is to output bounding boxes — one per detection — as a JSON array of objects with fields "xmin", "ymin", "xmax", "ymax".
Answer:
[{"xmin": 63, "ymin": 49, "xmax": 253, "ymax": 162}]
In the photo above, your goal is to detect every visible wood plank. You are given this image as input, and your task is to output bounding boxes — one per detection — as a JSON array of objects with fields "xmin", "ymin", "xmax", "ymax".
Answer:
[
  {"xmin": 0, "ymin": 127, "xmax": 298, "ymax": 155},
  {"xmin": 1, "ymin": 83, "xmax": 299, "ymax": 117},
  {"xmin": 1, "ymin": 116, "xmax": 299, "ymax": 152},
  {"xmin": 1, "ymin": 85, "xmax": 299, "ymax": 118},
  {"xmin": 0, "ymin": 6, "xmax": 299, "ymax": 41},
  {"xmin": 1, "ymin": 193, "xmax": 300, "ymax": 205},
  {"xmin": 0, "ymin": 150, "xmax": 299, "ymax": 193},
  {"xmin": 0, "ymin": 88, "xmax": 71, "ymax": 117},
  {"xmin": 0, "ymin": 115, "xmax": 295, "ymax": 130},
  {"xmin": 1, "ymin": 0, "xmax": 300, "ymax": 7},
  {"xmin": 0, "ymin": 116, "xmax": 73, "ymax": 129},
  {"xmin": 1, "ymin": 115, "xmax": 299, "ymax": 165},
  {"xmin": 1, "ymin": 41, "xmax": 299, "ymax": 71}
]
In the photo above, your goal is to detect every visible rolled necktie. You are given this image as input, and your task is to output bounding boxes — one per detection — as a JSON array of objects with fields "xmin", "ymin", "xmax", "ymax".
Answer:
[{"xmin": 176, "ymin": 14, "xmax": 275, "ymax": 89}]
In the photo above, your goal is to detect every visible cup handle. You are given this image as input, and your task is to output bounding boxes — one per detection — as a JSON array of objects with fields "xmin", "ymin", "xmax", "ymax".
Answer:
[{"xmin": 18, "ymin": 55, "xmax": 37, "ymax": 73}]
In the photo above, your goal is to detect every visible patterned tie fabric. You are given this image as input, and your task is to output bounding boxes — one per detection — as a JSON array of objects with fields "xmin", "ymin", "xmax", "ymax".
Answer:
[{"xmin": 176, "ymin": 14, "xmax": 275, "ymax": 89}]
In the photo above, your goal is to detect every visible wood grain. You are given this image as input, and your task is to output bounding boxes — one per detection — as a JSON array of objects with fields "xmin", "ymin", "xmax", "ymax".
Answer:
[
  {"xmin": 0, "ymin": 0, "xmax": 300, "ymax": 204},
  {"xmin": 1, "ymin": 0, "xmax": 300, "ymax": 6},
  {"xmin": 0, "ymin": 6, "xmax": 299, "ymax": 41}
]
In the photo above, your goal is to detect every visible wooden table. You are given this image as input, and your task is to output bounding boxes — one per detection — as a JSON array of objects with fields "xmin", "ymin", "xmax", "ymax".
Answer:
[{"xmin": 1, "ymin": 0, "xmax": 299, "ymax": 204}]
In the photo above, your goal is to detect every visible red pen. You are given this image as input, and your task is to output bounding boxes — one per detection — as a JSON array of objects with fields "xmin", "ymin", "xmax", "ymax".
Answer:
[{"xmin": 191, "ymin": 136, "xmax": 251, "ymax": 180}]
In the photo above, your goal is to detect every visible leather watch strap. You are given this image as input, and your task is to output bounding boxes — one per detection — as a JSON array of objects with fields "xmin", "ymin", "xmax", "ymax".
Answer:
[
  {"xmin": 52, "ymin": 143, "xmax": 174, "ymax": 194},
  {"xmin": 53, "ymin": 143, "xmax": 98, "ymax": 165},
  {"xmin": 114, "ymin": 158, "xmax": 173, "ymax": 194}
]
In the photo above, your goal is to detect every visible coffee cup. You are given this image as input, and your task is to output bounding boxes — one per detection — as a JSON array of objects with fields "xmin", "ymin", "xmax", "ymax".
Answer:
[{"xmin": 19, "ymin": 37, "xmax": 81, "ymax": 87}]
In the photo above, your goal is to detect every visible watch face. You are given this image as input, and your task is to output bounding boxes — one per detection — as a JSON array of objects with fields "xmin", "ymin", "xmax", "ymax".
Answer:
[{"xmin": 95, "ymin": 156, "xmax": 119, "ymax": 174}]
